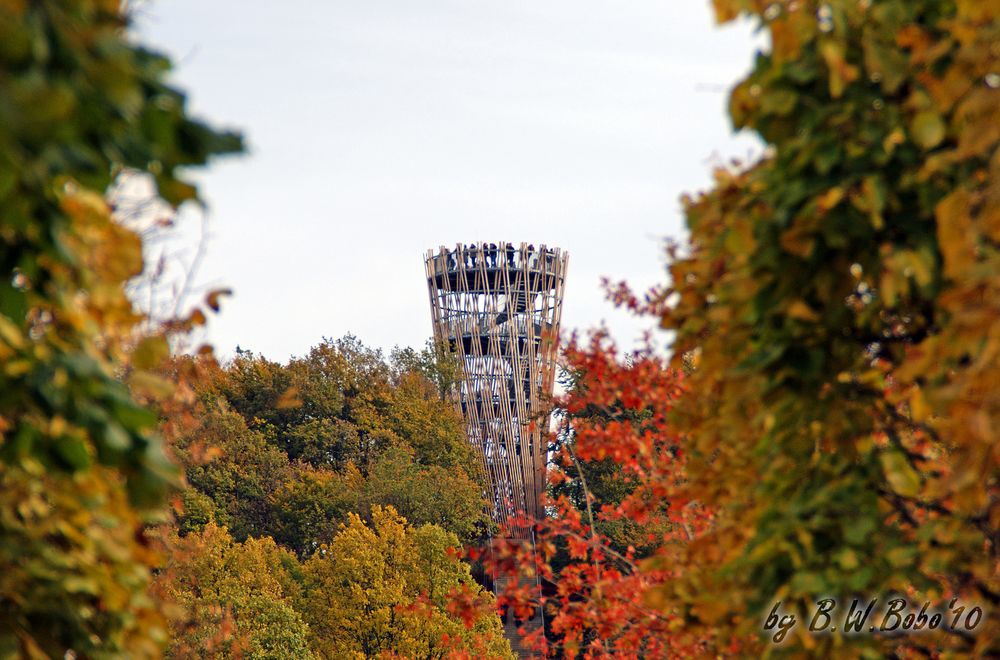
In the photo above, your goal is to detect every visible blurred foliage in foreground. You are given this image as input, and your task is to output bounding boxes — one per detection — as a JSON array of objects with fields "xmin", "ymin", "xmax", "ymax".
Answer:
[
  {"xmin": 658, "ymin": 0, "xmax": 1000, "ymax": 655},
  {"xmin": 0, "ymin": 0, "xmax": 241, "ymax": 655}
]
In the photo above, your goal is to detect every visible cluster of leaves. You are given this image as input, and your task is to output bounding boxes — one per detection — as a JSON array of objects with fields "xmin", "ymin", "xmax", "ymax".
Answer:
[
  {"xmin": 547, "ymin": 341, "xmax": 680, "ymax": 562},
  {"xmin": 152, "ymin": 524, "xmax": 312, "ymax": 659},
  {"xmin": 0, "ymin": 0, "xmax": 241, "ymax": 655},
  {"xmin": 298, "ymin": 506, "xmax": 510, "ymax": 659}
]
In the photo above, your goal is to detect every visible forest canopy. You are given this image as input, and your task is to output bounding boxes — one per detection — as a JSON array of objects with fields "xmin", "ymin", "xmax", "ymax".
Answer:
[{"xmin": 168, "ymin": 337, "xmax": 490, "ymax": 555}]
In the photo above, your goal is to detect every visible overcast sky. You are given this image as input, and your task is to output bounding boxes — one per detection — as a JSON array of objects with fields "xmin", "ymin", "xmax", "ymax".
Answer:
[{"xmin": 135, "ymin": 1, "xmax": 764, "ymax": 361}]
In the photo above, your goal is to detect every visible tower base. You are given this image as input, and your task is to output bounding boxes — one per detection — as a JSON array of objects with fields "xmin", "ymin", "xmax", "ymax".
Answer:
[{"xmin": 492, "ymin": 537, "xmax": 544, "ymax": 659}]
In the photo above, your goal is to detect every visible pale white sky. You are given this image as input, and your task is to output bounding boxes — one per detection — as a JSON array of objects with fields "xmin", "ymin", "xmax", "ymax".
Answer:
[{"xmin": 136, "ymin": 1, "xmax": 764, "ymax": 361}]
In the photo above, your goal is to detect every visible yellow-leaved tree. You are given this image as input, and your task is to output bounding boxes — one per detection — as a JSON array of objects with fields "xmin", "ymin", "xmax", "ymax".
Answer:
[
  {"xmin": 154, "ymin": 524, "xmax": 313, "ymax": 659},
  {"xmin": 298, "ymin": 506, "xmax": 513, "ymax": 659}
]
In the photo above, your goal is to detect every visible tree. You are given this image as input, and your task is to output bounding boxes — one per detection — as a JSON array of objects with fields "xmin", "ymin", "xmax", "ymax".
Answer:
[
  {"xmin": 390, "ymin": 340, "xmax": 465, "ymax": 403},
  {"xmin": 172, "ymin": 336, "xmax": 491, "ymax": 555},
  {"xmin": 159, "ymin": 340, "xmax": 511, "ymax": 654},
  {"xmin": 285, "ymin": 418, "xmax": 363, "ymax": 471},
  {"xmin": 269, "ymin": 461, "xmax": 361, "ymax": 558},
  {"xmin": 298, "ymin": 506, "xmax": 512, "ymax": 659},
  {"xmin": 0, "ymin": 0, "xmax": 240, "ymax": 655},
  {"xmin": 386, "ymin": 370, "xmax": 478, "ymax": 472},
  {"xmin": 548, "ymin": 351, "xmax": 674, "ymax": 561},
  {"xmin": 154, "ymin": 524, "xmax": 313, "ymax": 659},
  {"xmin": 477, "ymin": 334, "xmax": 706, "ymax": 658},
  {"xmin": 363, "ymin": 445, "xmax": 492, "ymax": 544},
  {"xmin": 653, "ymin": 0, "xmax": 1000, "ymax": 655},
  {"xmin": 176, "ymin": 405, "xmax": 290, "ymax": 542}
]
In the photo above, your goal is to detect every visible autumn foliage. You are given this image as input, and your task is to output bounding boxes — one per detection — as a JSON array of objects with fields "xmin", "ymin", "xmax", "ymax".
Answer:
[
  {"xmin": 5, "ymin": 0, "xmax": 1000, "ymax": 658},
  {"xmin": 148, "ymin": 340, "xmax": 513, "ymax": 658},
  {"xmin": 477, "ymin": 332, "xmax": 708, "ymax": 658},
  {"xmin": 481, "ymin": 0, "xmax": 1000, "ymax": 657},
  {"xmin": 657, "ymin": 0, "xmax": 1000, "ymax": 655}
]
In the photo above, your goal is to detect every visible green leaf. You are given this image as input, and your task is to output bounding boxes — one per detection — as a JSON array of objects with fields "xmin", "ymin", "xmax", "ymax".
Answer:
[
  {"xmin": 886, "ymin": 546, "xmax": 917, "ymax": 568},
  {"xmin": 761, "ymin": 88, "xmax": 798, "ymax": 115},
  {"xmin": 844, "ymin": 515, "xmax": 875, "ymax": 544},
  {"xmin": 836, "ymin": 548, "xmax": 860, "ymax": 569},
  {"xmin": 55, "ymin": 436, "xmax": 91, "ymax": 470},
  {"xmin": 862, "ymin": 31, "xmax": 908, "ymax": 93},
  {"xmin": 127, "ymin": 371, "xmax": 175, "ymax": 399}
]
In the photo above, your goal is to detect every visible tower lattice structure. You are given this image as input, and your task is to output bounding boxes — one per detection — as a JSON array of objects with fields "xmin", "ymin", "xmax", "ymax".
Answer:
[{"xmin": 424, "ymin": 242, "xmax": 567, "ymax": 538}]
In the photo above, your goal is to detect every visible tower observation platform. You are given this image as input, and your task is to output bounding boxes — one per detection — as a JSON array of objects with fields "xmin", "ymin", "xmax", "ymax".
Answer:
[{"xmin": 424, "ymin": 242, "xmax": 568, "ymax": 538}]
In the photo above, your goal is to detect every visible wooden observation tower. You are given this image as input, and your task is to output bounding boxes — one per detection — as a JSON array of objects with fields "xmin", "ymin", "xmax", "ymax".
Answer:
[{"xmin": 424, "ymin": 242, "xmax": 568, "ymax": 539}]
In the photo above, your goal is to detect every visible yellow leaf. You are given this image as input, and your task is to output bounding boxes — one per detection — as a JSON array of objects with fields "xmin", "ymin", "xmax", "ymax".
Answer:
[
  {"xmin": 837, "ymin": 549, "xmax": 859, "ymax": 570},
  {"xmin": 787, "ymin": 300, "xmax": 820, "ymax": 322},
  {"xmin": 936, "ymin": 189, "xmax": 976, "ymax": 278},
  {"xmin": 816, "ymin": 187, "xmax": 845, "ymax": 213},
  {"xmin": 128, "ymin": 370, "xmax": 175, "ymax": 399},
  {"xmin": 859, "ymin": 177, "xmax": 886, "ymax": 230},
  {"xmin": 882, "ymin": 128, "xmax": 906, "ymax": 155},
  {"xmin": 910, "ymin": 111, "xmax": 946, "ymax": 149},
  {"xmin": 770, "ymin": 16, "xmax": 804, "ymax": 63},
  {"xmin": 5, "ymin": 359, "xmax": 31, "ymax": 377},
  {"xmin": 910, "ymin": 388, "xmax": 930, "ymax": 422},
  {"xmin": 780, "ymin": 222, "xmax": 816, "ymax": 258},
  {"xmin": 906, "ymin": 247, "xmax": 934, "ymax": 287},
  {"xmin": 132, "ymin": 336, "xmax": 169, "ymax": 370},
  {"xmin": 881, "ymin": 450, "xmax": 921, "ymax": 497},
  {"xmin": 0, "ymin": 315, "xmax": 26, "ymax": 349},
  {"xmin": 820, "ymin": 40, "xmax": 859, "ymax": 98}
]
